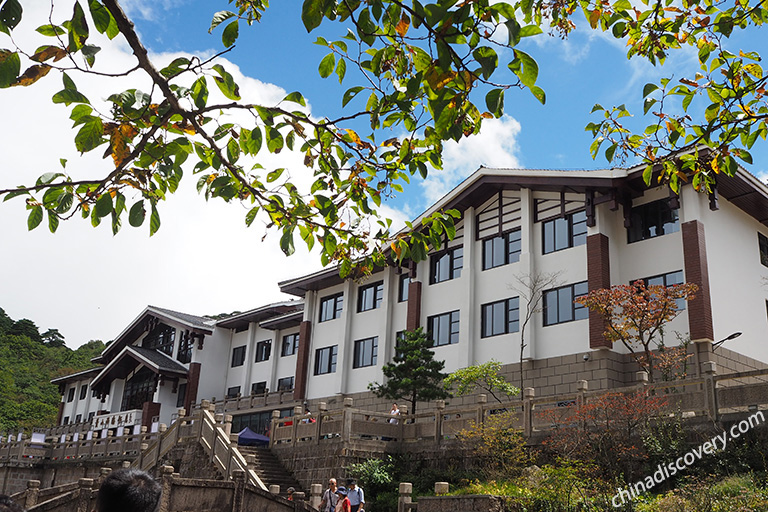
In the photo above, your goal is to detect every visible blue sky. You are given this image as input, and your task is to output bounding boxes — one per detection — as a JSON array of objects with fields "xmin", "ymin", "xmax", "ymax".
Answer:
[{"xmin": 1, "ymin": 0, "xmax": 766, "ymax": 347}]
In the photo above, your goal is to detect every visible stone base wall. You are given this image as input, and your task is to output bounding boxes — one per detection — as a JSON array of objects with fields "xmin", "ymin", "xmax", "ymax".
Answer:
[{"xmin": 713, "ymin": 346, "xmax": 768, "ymax": 374}]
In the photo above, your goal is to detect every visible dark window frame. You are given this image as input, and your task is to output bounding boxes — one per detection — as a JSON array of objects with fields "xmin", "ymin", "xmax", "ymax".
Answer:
[
  {"xmin": 67, "ymin": 387, "xmax": 75, "ymax": 403},
  {"xmin": 398, "ymin": 273, "xmax": 410, "ymax": 302},
  {"xmin": 251, "ymin": 381, "xmax": 267, "ymax": 395},
  {"xmin": 358, "ymin": 281, "xmax": 384, "ymax": 312},
  {"xmin": 429, "ymin": 246, "xmax": 463, "ymax": 284},
  {"xmin": 482, "ymin": 228, "xmax": 522, "ymax": 270},
  {"xmin": 176, "ymin": 332, "xmax": 192, "ymax": 364},
  {"xmin": 226, "ymin": 386, "xmax": 241, "ymax": 399},
  {"xmin": 636, "ymin": 270, "xmax": 686, "ymax": 310},
  {"xmin": 231, "ymin": 345, "xmax": 246, "ymax": 367},
  {"xmin": 319, "ymin": 293, "xmax": 344, "ymax": 322},
  {"xmin": 542, "ymin": 210, "xmax": 587, "ymax": 254},
  {"xmin": 281, "ymin": 333, "xmax": 299, "ymax": 357},
  {"xmin": 142, "ymin": 323, "xmax": 176, "ymax": 356},
  {"xmin": 481, "ymin": 297, "xmax": 520, "ymax": 338},
  {"xmin": 627, "ymin": 199, "xmax": 680, "ymax": 243},
  {"xmin": 427, "ymin": 310, "xmax": 460, "ymax": 346},
  {"xmin": 255, "ymin": 340, "xmax": 271, "ymax": 362},
  {"xmin": 79, "ymin": 385, "xmax": 88, "ymax": 400},
  {"xmin": 277, "ymin": 376, "xmax": 294, "ymax": 391},
  {"xmin": 176, "ymin": 383, "xmax": 187, "ymax": 408},
  {"xmin": 543, "ymin": 281, "xmax": 589, "ymax": 326},
  {"xmin": 314, "ymin": 345, "xmax": 339, "ymax": 375},
  {"xmin": 759, "ymin": 233, "xmax": 768, "ymax": 268},
  {"xmin": 353, "ymin": 336, "xmax": 378, "ymax": 368}
]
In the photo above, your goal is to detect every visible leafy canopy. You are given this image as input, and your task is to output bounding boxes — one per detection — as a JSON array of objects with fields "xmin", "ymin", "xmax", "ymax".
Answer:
[
  {"xmin": 368, "ymin": 328, "xmax": 450, "ymax": 414},
  {"xmin": 443, "ymin": 360, "xmax": 519, "ymax": 403},
  {"xmin": 0, "ymin": 0, "xmax": 765, "ymax": 274}
]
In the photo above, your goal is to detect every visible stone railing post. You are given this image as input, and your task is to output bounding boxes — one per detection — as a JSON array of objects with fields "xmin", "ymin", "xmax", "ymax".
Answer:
[
  {"xmin": 476, "ymin": 394, "xmax": 487, "ymax": 425},
  {"xmin": 270, "ymin": 410, "xmax": 280, "ymax": 448},
  {"xmin": 398, "ymin": 482, "xmax": 413, "ymax": 512},
  {"xmin": 523, "ymin": 387, "xmax": 535, "ymax": 438},
  {"xmin": 231, "ymin": 469, "xmax": 246, "ymax": 512},
  {"xmin": 577, "ymin": 380, "xmax": 588, "ymax": 408},
  {"xmin": 434, "ymin": 482, "xmax": 449, "ymax": 495},
  {"xmin": 293, "ymin": 491, "xmax": 306, "ymax": 507},
  {"xmin": 342, "ymin": 398, "xmax": 353, "ymax": 442},
  {"xmin": 434, "ymin": 400, "xmax": 445, "ymax": 443},
  {"xmin": 703, "ymin": 361, "xmax": 718, "ymax": 420},
  {"xmin": 310, "ymin": 483, "xmax": 323, "ymax": 509},
  {"xmin": 98, "ymin": 467, "xmax": 112, "ymax": 485},
  {"xmin": 269, "ymin": 484, "xmax": 281, "ymax": 495},
  {"xmin": 293, "ymin": 405, "xmax": 303, "ymax": 445},
  {"xmin": 24, "ymin": 480, "xmax": 40, "ymax": 509},
  {"xmin": 156, "ymin": 465, "xmax": 174, "ymax": 512},
  {"xmin": 316, "ymin": 402, "xmax": 327, "ymax": 444},
  {"xmin": 223, "ymin": 414, "xmax": 233, "ymax": 437},
  {"xmin": 636, "ymin": 371, "xmax": 649, "ymax": 387},
  {"xmin": 75, "ymin": 478, "xmax": 93, "ymax": 512}
]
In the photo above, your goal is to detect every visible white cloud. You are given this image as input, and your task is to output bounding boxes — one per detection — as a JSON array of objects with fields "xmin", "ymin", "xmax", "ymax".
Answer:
[{"xmin": 419, "ymin": 115, "xmax": 522, "ymax": 204}]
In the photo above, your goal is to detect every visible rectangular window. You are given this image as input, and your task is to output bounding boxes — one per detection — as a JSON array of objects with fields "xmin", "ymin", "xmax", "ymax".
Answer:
[
  {"xmin": 542, "ymin": 210, "xmax": 587, "ymax": 254},
  {"xmin": 227, "ymin": 386, "xmax": 241, "ymax": 399},
  {"xmin": 483, "ymin": 229, "xmax": 522, "ymax": 270},
  {"xmin": 427, "ymin": 311, "xmax": 460, "ymax": 346},
  {"xmin": 176, "ymin": 383, "xmax": 187, "ymax": 408},
  {"xmin": 759, "ymin": 233, "xmax": 768, "ymax": 267},
  {"xmin": 79, "ymin": 385, "xmax": 88, "ymax": 400},
  {"xmin": 395, "ymin": 330, "xmax": 406, "ymax": 359},
  {"xmin": 430, "ymin": 247, "xmax": 463, "ymax": 284},
  {"xmin": 319, "ymin": 293, "xmax": 344, "ymax": 322},
  {"xmin": 251, "ymin": 381, "xmax": 267, "ymax": 395},
  {"xmin": 142, "ymin": 323, "xmax": 176, "ymax": 356},
  {"xmin": 75, "ymin": 414, "xmax": 82, "ymax": 424},
  {"xmin": 353, "ymin": 337, "xmax": 378, "ymax": 368},
  {"xmin": 627, "ymin": 199, "xmax": 680, "ymax": 243},
  {"xmin": 176, "ymin": 332, "xmax": 192, "ymax": 364},
  {"xmin": 231, "ymin": 345, "xmax": 246, "ymax": 367},
  {"xmin": 314, "ymin": 346, "xmax": 338, "ymax": 375},
  {"xmin": 277, "ymin": 377, "xmax": 294, "ymax": 391},
  {"xmin": 67, "ymin": 387, "xmax": 75, "ymax": 403},
  {"xmin": 543, "ymin": 282, "xmax": 589, "ymax": 326},
  {"xmin": 63, "ymin": 416, "xmax": 69, "ymax": 425},
  {"xmin": 88, "ymin": 412, "xmax": 95, "ymax": 422},
  {"xmin": 255, "ymin": 340, "xmax": 271, "ymax": 362},
  {"xmin": 398, "ymin": 273, "xmax": 409, "ymax": 302},
  {"xmin": 481, "ymin": 297, "xmax": 520, "ymax": 338},
  {"xmin": 281, "ymin": 333, "xmax": 299, "ymax": 357},
  {"xmin": 639, "ymin": 270, "xmax": 686, "ymax": 310},
  {"xmin": 358, "ymin": 281, "xmax": 384, "ymax": 312}
]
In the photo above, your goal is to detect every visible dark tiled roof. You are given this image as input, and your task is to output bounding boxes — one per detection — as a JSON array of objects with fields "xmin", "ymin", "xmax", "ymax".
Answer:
[
  {"xmin": 127, "ymin": 346, "xmax": 188, "ymax": 374},
  {"xmin": 148, "ymin": 306, "xmax": 214, "ymax": 330}
]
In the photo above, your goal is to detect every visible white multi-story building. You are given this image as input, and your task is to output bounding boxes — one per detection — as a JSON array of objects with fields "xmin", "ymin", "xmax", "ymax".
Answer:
[{"xmin": 52, "ymin": 164, "xmax": 768, "ymax": 434}]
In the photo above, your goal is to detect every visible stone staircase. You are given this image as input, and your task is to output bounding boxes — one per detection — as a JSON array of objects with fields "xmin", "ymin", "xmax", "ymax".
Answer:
[{"xmin": 238, "ymin": 446, "xmax": 304, "ymax": 497}]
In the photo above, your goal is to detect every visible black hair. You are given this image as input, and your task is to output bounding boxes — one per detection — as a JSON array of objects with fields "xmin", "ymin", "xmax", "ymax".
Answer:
[
  {"xmin": 96, "ymin": 469, "xmax": 161, "ymax": 512},
  {"xmin": 0, "ymin": 495, "xmax": 24, "ymax": 512}
]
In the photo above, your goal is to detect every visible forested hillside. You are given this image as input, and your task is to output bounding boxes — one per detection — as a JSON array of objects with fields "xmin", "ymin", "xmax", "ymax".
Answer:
[{"xmin": 0, "ymin": 308, "xmax": 104, "ymax": 431}]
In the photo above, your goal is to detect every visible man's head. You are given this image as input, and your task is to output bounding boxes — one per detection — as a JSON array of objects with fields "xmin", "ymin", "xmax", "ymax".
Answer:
[
  {"xmin": 328, "ymin": 478, "xmax": 337, "ymax": 489},
  {"xmin": 346, "ymin": 479, "xmax": 357, "ymax": 488},
  {"xmin": 0, "ymin": 495, "xmax": 24, "ymax": 512},
  {"xmin": 96, "ymin": 469, "xmax": 161, "ymax": 512}
]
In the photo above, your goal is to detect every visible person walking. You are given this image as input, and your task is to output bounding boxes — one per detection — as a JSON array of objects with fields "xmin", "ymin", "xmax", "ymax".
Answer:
[
  {"xmin": 320, "ymin": 478, "xmax": 338, "ymax": 512},
  {"xmin": 335, "ymin": 486, "xmax": 351, "ymax": 512},
  {"xmin": 346, "ymin": 479, "xmax": 365, "ymax": 512}
]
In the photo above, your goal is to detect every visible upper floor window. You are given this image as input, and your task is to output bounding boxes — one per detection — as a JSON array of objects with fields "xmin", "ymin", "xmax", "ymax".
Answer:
[
  {"xmin": 231, "ymin": 345, "xmax": 246, "ymax": 367},
  {"xmin": 142, "ymin": 323, "xmax": 176, "ymax": 356},
  {"xmin": 281, "ymin": 333, "xmax": 299, "ymax": 357},
  {"xmin": 177, "ymin": 383, "xmax": 187, "ymax": 408},
  {"xmin": 481, "ymin": 297, "xmax": 520, "ymax": 338},
  {"xmin": 639, "ymin": 270, "xmax": 686, "ymax": 310},
  {"xmin": 277, "ymin": 377, "xmax": 294, "ymax": 391},
  {"xmin": 358, "ymin": 281, "xmax": 384, "ymax": 312},
  {"xmin": 67, "ymin": 387, "xmax": 75, "ymax": 403},
  {"xmin": 255, "ymin": 340, "xmax": 271, "ymax": 362},
  {"xmin": 759, "ymin": 233, "xmax": 768, "ymax": 267},
  {"xmin": 542, "ymin": 210, "xmax": 587, "ymax": 254},
  {"xmin": 427, "ymin": 311, "xmax": 460, "ymax": 346},
  {"xmin": 176, "ymin": 332, "xmax": 192, "ymax": 364},
  {"xmin": 314, "ymin": 345, "xmax": 338, "ymax": 375},
  {"xmin": 627, "ymin": 199, "xmax": 679, "ymax": 243},
  {"xmin": 353, "ymin": 337, "xmax": 378, "ymax": 368},
  {"xmin": 483, "ymin": 229, "xmax": 522, "ymax": 270},
  {"xmin": 543, "ymin": 281, "xmax": 588, "ymax": 326},
  {"xmin": 227, "ymin": 386, "xmax": 241, "ymax": 399},
  {"xmin": 79, "ymin": 385, "xmax": 88, "ymax": 400},
  {"xmin": 319, "ymin": 293, "xmax": 344, "ymax": 322},
  {"xmin": 251, "ymin": 381, "xmax": 267, "ymax": 395},
  {"xmin": 430, "ymin": 247, "xmax": 463, "ymax": 284},
  {"xmin": 398, "ymin": 273, "xmax": 410, "ymax": 302}
]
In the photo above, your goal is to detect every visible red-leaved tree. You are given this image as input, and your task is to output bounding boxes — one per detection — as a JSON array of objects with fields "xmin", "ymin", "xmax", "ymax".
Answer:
[{"xmin": 575, "ymin": 280, "xmax": 698, "ymax": 383}]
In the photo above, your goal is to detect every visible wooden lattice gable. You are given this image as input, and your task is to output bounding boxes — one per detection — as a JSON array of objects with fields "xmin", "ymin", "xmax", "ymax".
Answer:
[
  {"xmin": 475, "ymin": 189, "xmax": 522, "ymax": 240},
  {"xmin": 533, "ymin": 190, "xmax": 588, "ymax": 223}
]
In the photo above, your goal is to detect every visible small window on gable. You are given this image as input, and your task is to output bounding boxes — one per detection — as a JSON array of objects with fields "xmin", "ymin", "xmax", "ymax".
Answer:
[
  {"xmin": 67, "ymin": 387, "xmax": 75, "ymax": 403},
  {"xmin": 483, "ymin": 229, "xmax": 522, "ymax": 270},
  {"xmin": 79, "ymin": 385, "xmax": 88, "ymax": 400},
  {"xmin": 627, "ymin": 199, "xmax": 679, "ymax": 243}
]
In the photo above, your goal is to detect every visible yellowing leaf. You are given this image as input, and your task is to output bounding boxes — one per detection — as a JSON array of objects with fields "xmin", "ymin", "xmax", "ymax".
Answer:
[
  {"xmin": 345, "ymin": 129, "xmax": 361, "ymax": 145},
  {"xmin": 395, "ymin": 16, "xmax": 410, "ymax": 37},
  {"xmin": 13, "ymin": 64, "xmax": 51, "ymax": 87},
  {"xmin": 425, "ymin": 68, "xmax": 457, "ymax": 91}
]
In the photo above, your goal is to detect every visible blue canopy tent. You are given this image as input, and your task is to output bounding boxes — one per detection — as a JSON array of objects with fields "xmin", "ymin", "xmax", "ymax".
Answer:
[{"xmin": 237, "ymin": 427, "xmax": 269, "ymax": 446}]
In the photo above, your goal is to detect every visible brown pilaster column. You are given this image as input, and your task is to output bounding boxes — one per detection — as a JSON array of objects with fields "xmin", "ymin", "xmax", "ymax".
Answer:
[
  {"xmin": 294, "ymin": 320, "xmax": 312, "ymax": 401},
  {"xmin": 682, "ymin": 220, "xmax": 714, "ymax": 342},
  {"xmin": 184, "ymin": 362, "xmax": 201, "ymax": 415},
  {"xmin": 587, "ymin": 233, "xmax": 612, "ymax": 349},
  {"xmin": 142, "ymin": 402, "xmax": 161, "ymax": 428},
  {"xmin": 406, "ymin": 280, "xmax": 422, "ymax": 331},
  {"xmin": 57, "ymin": 401, "xmax": 65, "ymax": 425}
]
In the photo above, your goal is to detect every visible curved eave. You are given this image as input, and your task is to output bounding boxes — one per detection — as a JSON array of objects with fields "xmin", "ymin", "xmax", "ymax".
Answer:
[{"xmin": 91, "ymin": 346, "xmax": 188, "ymax": 394}]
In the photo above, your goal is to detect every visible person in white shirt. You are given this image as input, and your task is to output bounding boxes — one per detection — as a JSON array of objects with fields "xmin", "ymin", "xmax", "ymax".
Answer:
[
  {"xmin": 320, "ymin": 478, "xmax": 338, "ymax": 512},
  {"xmin": 346, "ymin": 479, "xmax": 365, "ymax": 512}
]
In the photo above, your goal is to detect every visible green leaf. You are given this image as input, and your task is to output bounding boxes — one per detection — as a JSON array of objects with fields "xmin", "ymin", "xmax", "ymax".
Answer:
[
  {"xmin": 266, "ymin": 127, "xmax": 283, "ymax": 153},
  {"xmin": 280, "ymin": 228, "xmax": 295, "ymax": 256},
  {"xmin": 0, "ymin": 0, "xmax": 22, "ymax": 33},
  {"xmin": 68, "ymin": 1, "xmax": 90, "ymax": 51},
  {"xmin": 267, "ymin": 168, "xmax": 285, "ymax": 182},
  {"xmin": 94, "ymin": 193, "xmax": 112, "ymax": 218},
  {"xmin": 342, "ymin": 86, "xmax": 365, "ymax": 106},
  {"xmin": 190, "ymin": 76, "xmax": 208, "ymax": 109},
  {"xmin": 149, "ymin": 203, "xmax": 161, "ymax": 236},
  {"xmin": 302, "ymin": 0, "xmax": 325, "ymax": 32},
  {"xmin": 88, "ymin": 0, "xmax": 115, "ymax": 37},
  {"xmin": 245, "ymin": 206, "xmax": 259, "ymax": 227},
  {"xmin": 319, "ymin": 53, "xmax": 335, "ymax": 78},
  {"xmin": 36, "ymin": 24, "xmax": 66, "ymax": 36},
  {"xmin": 212, "ymin": 64, "xmax": 240, "ymax": 100},
  {"xmin": 0, "ymin": 50, "xmax": 20, "ymax": 88},
  {"xmin": 27, "ymin": 205, "xmax": 43, "ymax": 230},
  {"xmin": 643, "ymin": 83, "xmax": 658, "ymax": 98},
  {"xmin": 283, "ymin": 91, "xmax": 307, "ymax": 106},
  {"xmin": 129, "ymin": 200, "xmax": 145, "ymax": 227},
  {"xmin": 529, "ymin": 85, "xmax": 545, "ymax": 104},
  {"xmin": 47, "ymin": 210, "xmax": 59, "ymax": 233},
  {"xmin": 485, "ymin": 88, "xmax": 504, "ymax": 117},
  {"xmin": 242, "ymin": 126, "xmax": 262, "ymax": 155},
  {"xmin": 160, "ymin": 57, "xmax": 190, "ymax": 78},
  {"xmin": 336, "ymin": 57, "xmax": 347, "ymax": 83},
  {"xmin": 222, "ymin": 20, "xmax": 239, "ymax": 47},
  {"xmin": 512, "ymin": 49, "xmax": 538, "ymax": 88},
  {"xmin": 519, "ymin": 25, "xmax": 542, "ymax": 37},
  {"xmin": 472, "ymin": 47, "xmax": 498, "ymax": 80},
  {"xmin": 74, "ymin": 116, "xmax": 104, "ymax": 152},
  {"xmin": 209, "ymin": 10, "xmax": 235, "ymax": 32}
]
